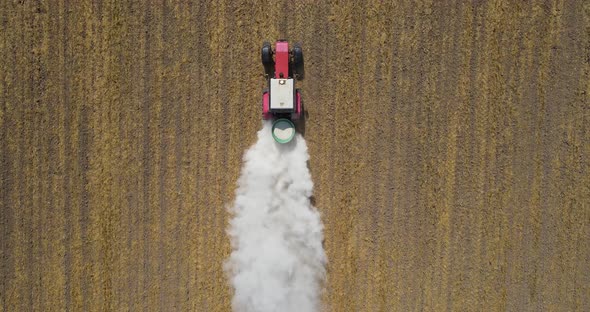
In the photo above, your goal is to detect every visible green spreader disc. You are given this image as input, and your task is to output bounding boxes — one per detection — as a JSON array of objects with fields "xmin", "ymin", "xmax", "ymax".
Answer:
[{"xmin": 271, "ymin": 119, "xmax": 296, "ymax": 144}]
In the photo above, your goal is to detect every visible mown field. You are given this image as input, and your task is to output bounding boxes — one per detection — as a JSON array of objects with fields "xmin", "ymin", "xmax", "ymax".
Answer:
[{"xmin": 1, "ymin": 1, "xmax": 588, "ymax": 311}]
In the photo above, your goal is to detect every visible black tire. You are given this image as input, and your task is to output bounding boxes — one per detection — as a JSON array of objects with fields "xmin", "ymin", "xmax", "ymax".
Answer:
[
  {"xmin": 261, "ymin": 41, "xmax": 274, "ymax": 77},
  {"xmin": 292, "ymin": 43, "xmax": 304, "ymax": 79}
]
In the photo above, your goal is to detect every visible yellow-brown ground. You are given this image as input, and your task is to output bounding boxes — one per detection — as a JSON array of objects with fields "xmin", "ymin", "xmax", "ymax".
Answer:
[{"xmin": 1, "ymin": 1, "xmax": 589, "ymax": 311}]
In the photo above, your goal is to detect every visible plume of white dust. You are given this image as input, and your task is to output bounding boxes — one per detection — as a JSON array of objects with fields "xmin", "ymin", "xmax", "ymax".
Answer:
[{"xmin": 225, "ymin": 121, "xmax": 327, "ymax": 312}]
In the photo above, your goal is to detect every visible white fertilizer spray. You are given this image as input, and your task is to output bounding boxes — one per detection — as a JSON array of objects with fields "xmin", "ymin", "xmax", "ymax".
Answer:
[{"xmin": 225, "ymin": 121, "xmax": 327, "ymax": 312}]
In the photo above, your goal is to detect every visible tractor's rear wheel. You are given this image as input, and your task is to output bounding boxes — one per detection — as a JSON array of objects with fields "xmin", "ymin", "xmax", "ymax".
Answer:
[{"xmin": 262, "ymin": 42, "xmax": 274, "ymax": 77}]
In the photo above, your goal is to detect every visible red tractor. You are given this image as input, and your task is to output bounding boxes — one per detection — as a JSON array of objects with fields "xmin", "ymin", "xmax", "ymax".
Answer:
[{"xmin": 261, "ymin": 40, "xmax": 304, "ymax": 144}]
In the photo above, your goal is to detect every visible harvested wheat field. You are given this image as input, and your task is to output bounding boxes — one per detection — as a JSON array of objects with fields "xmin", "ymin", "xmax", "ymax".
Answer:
[{"xmin": 1, "ymin": 1, "xmax": 589, "ymax": 311}]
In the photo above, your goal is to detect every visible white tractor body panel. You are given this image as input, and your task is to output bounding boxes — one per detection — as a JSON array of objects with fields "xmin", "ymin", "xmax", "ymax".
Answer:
[{"xmin": 270, "ymin": 78, "xmax": 294, "ymax": 111}]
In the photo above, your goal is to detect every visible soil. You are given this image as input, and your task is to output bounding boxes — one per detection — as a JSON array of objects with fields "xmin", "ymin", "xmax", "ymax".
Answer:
[{"xmin": 1, "ymin": 1, "xmax": 589, "ymax": 311}]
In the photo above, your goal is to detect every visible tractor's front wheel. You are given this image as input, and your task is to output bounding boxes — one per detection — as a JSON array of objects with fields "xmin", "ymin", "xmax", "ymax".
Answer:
[
  {"xmin": 292, "ymin": 43, "xmax": 304, "ymax": 79},
  {"xmin": 262, "ymin": 42, "xmax": 274, "ymax": 77}
]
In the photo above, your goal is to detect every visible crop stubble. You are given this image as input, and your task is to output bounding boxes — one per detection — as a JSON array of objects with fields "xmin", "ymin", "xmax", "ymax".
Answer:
[{"xmin": 1, "ymin": 1, "xmax": 588, "ymax": 311}]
